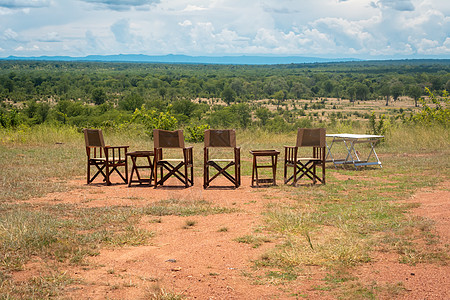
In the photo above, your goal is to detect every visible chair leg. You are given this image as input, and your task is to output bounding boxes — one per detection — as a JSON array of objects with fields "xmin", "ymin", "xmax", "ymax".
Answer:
[
  {"xmin": 322, "ymin": 159, "xmax": 326, "ymax": 185},
  {"xmin": 235, "ymin": 162, "xmax": 239, "ymax": 188},
  {"xmin": 105, "ymin": 163, "xmax": 111, "ymax": 185},
  {"xmin": 293, "ymin": 161, "xmax": 297, "ymax": 187},
  {"xmin": 87, "ymin": 162, "xmax": 90, "ymax": 184},
  {"xmin": 313, "ymin": 163, "xmax": 317, "ymax": 184},
  {"xmin": 125, "ymin": 160, "xmax": 128, "ymax": 184},
  {"xmin": 185, "ymin": 163, "xmax": 189, "ymax": 188}
]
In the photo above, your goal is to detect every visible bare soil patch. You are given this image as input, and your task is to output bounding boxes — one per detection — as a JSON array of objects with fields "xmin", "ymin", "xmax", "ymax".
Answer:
[
  {"xmin": 13, "ymin": 177, "xmax": 450, "ymax": 299},
  {"xmin": 355, "ymin": 180, "xmax": 450, "ymax": 300}
]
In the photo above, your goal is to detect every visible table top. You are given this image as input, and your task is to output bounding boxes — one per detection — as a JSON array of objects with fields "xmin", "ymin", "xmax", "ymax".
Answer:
[
  {"xmin": 249, "ymin": 149, "xmax": 280, "ymax": 156},
  {"xmin": 326, "ymin": 133, "xmax": 384, "ymax": 139},
  {"xmin": 127, "ymin": 150, "xmax": 155, "ymax": 156}
]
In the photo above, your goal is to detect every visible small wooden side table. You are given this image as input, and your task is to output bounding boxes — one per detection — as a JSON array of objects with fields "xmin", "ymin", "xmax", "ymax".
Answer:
[
  {"xmin": 250, "ymin": 150, "xmax": 280, "ymax": 187},
  {"xmin": 126, "ymin": 151, "xmax": 154, "ymax": 187}
]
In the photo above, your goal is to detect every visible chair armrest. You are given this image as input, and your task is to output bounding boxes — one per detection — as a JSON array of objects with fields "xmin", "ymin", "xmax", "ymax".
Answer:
[
  {"xmin": 104, "ymin": 146, "xmax": 128, "ymax": 161},
  {"xmin": 234, "ymin": 147, "xmax": 240, "ymax": 164},
  {"xmin": 284, "ymin": 146, "xmax": 297, "ymax": 162},
  {"xmin": 183, "ymin": 147, "xmax": 194, "ymax": 164}
]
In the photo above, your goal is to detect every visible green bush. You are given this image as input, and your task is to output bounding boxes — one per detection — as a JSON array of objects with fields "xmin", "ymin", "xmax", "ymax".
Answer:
[
  {"xmin": 411, "ymin": 88, "xmax": 449, "ymax": 127},
  {"xmin": 131, "ymin": 105, "xmax": 178, "ymax": 137},
  {"xmin": 185, "ymin": 124, "xmax": 210, "ymax": 142}
]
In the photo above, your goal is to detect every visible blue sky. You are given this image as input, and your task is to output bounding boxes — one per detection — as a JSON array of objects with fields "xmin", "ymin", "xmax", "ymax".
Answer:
[{"xmin": 0, "ymin": 0, "xmax": 449, "ymax": 59}]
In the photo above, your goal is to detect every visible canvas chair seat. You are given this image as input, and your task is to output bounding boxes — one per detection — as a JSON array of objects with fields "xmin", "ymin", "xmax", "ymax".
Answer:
[
  {"xmin": 209, "ymin": 158, "xmax": 234, "ymax": 162},
  {"xmin": 90, "ymin": 157, "xmax": 127, "ymax": 162},
  {"xmin": 203, "ymin": 129, "xmax": 241, "ymax": 189},
  {"xmin": 287, "ymin": 157, "xmax": 322, "ymax": 162},
  {"xmin": 159, "ymin": 158, "xmax": 186, "ymax": 162},
  {"xmin": 284, "ymin": 128, "xmax": 326, "ymax": 186}
]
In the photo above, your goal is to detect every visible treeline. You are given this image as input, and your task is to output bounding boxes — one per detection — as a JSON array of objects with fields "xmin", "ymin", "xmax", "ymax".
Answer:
[{"xmin": 0, "ymin": 60, "xmax": 449, "ymax": 133}]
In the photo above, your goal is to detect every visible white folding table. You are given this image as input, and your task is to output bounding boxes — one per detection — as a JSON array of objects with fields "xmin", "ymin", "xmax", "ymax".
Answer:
[{"xmin": 326, "ymin": 134, "xmax": 384, "ymax": 169}]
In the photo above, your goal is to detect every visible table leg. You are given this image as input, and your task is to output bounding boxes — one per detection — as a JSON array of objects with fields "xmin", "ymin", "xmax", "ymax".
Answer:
[
  {"xmin": 255, "ymin": 156, "xmax": 259, "ymax": 187},
  {"xmin": 272, "ymin": 154, "xmax": 277, "ymax": 186},
  {"xmin": 251, "ymin": 155, "xmax": 256, "ymax": 187},
  {"xmin": 128, "ymin": 156, "xmax": 136, "ymax": 187}
]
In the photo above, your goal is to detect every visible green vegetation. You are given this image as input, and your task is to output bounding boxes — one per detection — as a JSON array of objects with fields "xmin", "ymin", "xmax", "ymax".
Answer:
[
  {"xmin": 1, "ymin": 60, "xmax": 449, "ymax": 137},
  {"xmin": 0, "ymin": 60, "xmax": 449, "ymax": 298}
]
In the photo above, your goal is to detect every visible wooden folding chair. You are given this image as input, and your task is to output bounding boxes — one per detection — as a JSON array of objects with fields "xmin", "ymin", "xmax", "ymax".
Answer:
[
  {"xmin": 203, "ymin": 129, "xmax": 241, "ymax": 189},
  {"xmin": 153, "ymin": 129, "xmax": 194, "ymax": 188},
  {"xmin": 83, "ymin": 128, "xmax": 128, "ymax": 185},
  {"xmin": 284, "ymin": 128, "xmax": 326, "ymax": 186}
]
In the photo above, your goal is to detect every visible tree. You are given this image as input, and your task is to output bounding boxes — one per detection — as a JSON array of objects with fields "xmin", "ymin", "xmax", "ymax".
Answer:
[
  {"xmin": 408, "ymin": 85, "xmax": 422, "ymax": 107},
  {"xmin": 323, "ymin": 80, "xmax": 334, "ymax": 95},
  {"xmin": 273, "ymin": 90, "xmax": 286, "ymax": 107},
  {"xmin": 347, "ymin": 86, "xmax": 356, "ymax": 102},
  {"xmin": 391, "ymin": 83, "xmax": 403, "ymax": 101},
  {"xmin": 222, "ymin": 86, "xmax": 236, "ymax": 105},
  {"xmin": 92, "ymin": 88, "xmax": 106, "ymax": 105},
  {"xmin": 445, "ymin": 79, "xmax": 450, "ymax": 92},
  {"xmin": 354, "ymin": 83, "xmax": 369, "ymax": 100},
  {"xmin": 255, "ymin": 107, "xmax": 271, "ymax": 126},
  {"xmin": 119, "ymin": 92, "xmax": 144, "ymax": 111},
  {"xmin": 231, "ymin": 103, "xmax": 251, "ymax": 128},
  {"xmin": 380, "ymin": 85, "xmax": 391, "ymax": 106},
  {"xmin": 159, "ymin": 87, "xmax": 167, "ymax": 100}
]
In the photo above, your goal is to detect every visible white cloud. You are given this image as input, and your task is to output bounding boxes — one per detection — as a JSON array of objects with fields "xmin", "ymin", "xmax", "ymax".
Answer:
[
  {"xmin": 182, "ymin": 4, "xmax": 206, "ymax": 12},
  {"xmin": 111, "ymin": 19, "xmax": 134, "ymax": 44},
  {"xmin": 38, "ymin": 31, "xmax": 61, "ymax": 42},
  {"xmin": 4, "ymin": 28, "xmax": 18, "ymax": 40},
  {"xmin": 0, "ymin": 0, "xmax": 50, "ymax": 9},
  {"xmin": 81, "ymin": 0, "xmax": 159, "ymax": 11},
  {"xmin": 178, "ymin": 20, "xmax": 192, "ymax": 27},
  {"xmin": 14, "ymin": 44, "xmax": 39, "ymax": 51},
  {"xmin": 0, "ymin": 0, "xmax": 449, "ymax": 58},
  {"xmin": 372, "ymin": 0, "xmax": 415, "ymax": 11}
]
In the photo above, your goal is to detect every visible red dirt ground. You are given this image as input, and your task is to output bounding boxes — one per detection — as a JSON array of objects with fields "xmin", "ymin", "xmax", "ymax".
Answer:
[{"xmin": 14, "ymin": 177, "xmax": 450, "ymax": 299}]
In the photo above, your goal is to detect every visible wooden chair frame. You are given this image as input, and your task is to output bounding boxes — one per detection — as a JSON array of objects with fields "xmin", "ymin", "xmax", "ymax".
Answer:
[
  {"xmin": 284, "ymin": 128, "xmax": 326, "ymax": 186},
  {"xmin": 83, "ymin": 128, "xmax": 128, "ymax": 185},
  {"xmin": 153, "ymin": 129, "xmax": 194, "ymax": 188},
  {"xmin": 203, "ymin": 129, "xmax": 241, "ymax": 189}
]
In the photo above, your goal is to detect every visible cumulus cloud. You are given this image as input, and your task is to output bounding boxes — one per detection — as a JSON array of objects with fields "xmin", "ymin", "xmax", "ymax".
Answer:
[
  {"xmin": 38, "ymin": 31, "xmax": 61, "ymax": 42},
  {"xmin": 179, "ymin": 20, "xmax": 192, "ymax": 27},
  {"xmin": 15, "ymin": 44, "xmax": 39, "ymax": 51},
  {"xmin": 111, "ymin": 19, "xmax": 134, "ymax": 44},
  {"xmin": 81, "ymin": 0, "xmax": 159, "ymax": 11},
  {"xmin": 4, "ymin": 28, "xmax": 18, "ymax": 40},
  {"xmin": 0, "ymin": 0, "xmax": 448, "ymax": 58},
  {"xmin": 0, "ymin": 0, "xmax": 50, "ymax": 9},
  {"xmin": 371, "ymin": 0, "xmax": 415, "ymax": 11},
  {"xmin": 182, "ymin": 4, "xmax": 207, "ymax": 12}
]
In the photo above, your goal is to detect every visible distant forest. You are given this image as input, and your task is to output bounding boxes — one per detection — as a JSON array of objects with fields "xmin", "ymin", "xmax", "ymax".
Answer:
[{"xmin": 1, "ymin": 59, "xmax": 449, "ymax": 135}]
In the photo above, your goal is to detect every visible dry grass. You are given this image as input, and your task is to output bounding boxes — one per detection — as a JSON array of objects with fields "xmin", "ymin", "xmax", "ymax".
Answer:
[{"xmin": 0, "ymin": 119, "xmax": 449, "ymax": 299}]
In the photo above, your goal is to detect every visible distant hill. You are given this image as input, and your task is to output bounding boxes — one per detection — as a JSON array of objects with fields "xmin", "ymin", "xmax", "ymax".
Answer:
[{"xmin": 1, "ymin": 54, "xmax": 361, "ymax": 65}]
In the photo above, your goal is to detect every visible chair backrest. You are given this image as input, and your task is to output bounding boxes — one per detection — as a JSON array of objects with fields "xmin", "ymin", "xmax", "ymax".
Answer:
[
  {"xmin": 204, "ymin": 129, "xmax": 236, "ymax": 148},
  {"xmin": 84, "ymin": 128, "xmax": 105, "ymax": 148},
  {"xmin": 296, "ymin": 128, "xmax": 326, "ymax": 148},
  {"xmin": 154, "ymin": 129, "xmax": 185, "ymax": 148}
]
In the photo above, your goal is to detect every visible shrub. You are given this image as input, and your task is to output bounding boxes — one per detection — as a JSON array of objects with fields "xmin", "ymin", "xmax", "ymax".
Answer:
[
  {"xmin": 410, "ymin": 88, "xmax": 449, "ymax": 127},
  {"xmin": 131, "ymin": 105, "xmax": 178, "ymax": 137},
  {"xmin": 368, "ymin": 113, "xmax": 389, "ymax": 136},
  {"xmin": 185, "ymin": 124, "xmax": 209, "ymax": 143}
]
